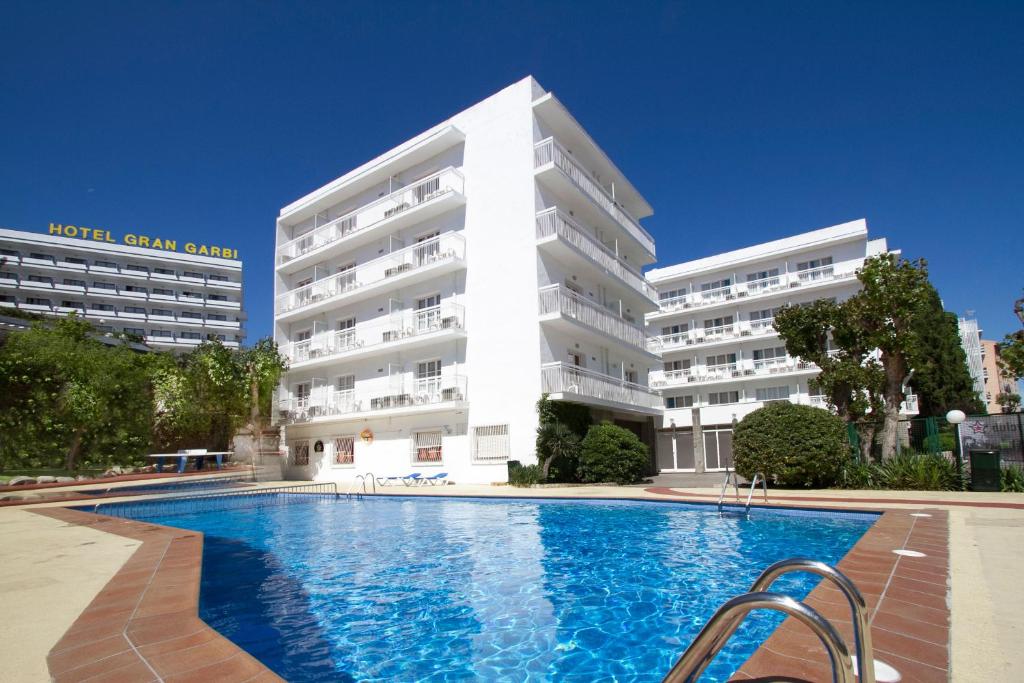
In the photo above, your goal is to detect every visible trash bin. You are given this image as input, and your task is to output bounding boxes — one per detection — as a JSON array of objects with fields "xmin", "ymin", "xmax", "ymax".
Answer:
[{"xmin": 969, "ymin": 449, "xmax": 1001, "ymax": 491}]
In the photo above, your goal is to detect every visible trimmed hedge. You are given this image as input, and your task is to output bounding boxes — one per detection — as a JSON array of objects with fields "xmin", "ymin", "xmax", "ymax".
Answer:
[
  {"xmin": 578, "ymin": 422, "xmax": 648, "ymax": 485},
  {"xmin": 733, "ymin": 402, "xmax": 848, "ymax": 487}
]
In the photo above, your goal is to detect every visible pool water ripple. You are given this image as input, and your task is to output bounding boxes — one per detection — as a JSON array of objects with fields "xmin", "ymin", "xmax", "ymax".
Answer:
[{"xmin": 122, "ymin": 495, "xmax": 875, "ymax": 682}]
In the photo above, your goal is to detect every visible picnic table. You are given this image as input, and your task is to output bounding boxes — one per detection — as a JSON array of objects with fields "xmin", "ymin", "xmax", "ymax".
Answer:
[{"xmin": 147, "ymin": 450, "xmax": 233, "ymax": 474}]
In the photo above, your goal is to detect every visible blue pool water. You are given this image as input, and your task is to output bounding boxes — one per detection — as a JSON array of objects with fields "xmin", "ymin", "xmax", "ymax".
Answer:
[{"xmin": 112, "ymin": 495, "xmax": 875, "ymax": 681}]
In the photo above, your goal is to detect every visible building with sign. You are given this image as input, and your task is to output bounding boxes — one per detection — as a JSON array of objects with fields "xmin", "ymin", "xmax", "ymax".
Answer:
[
  {"xmin": 644, "ymin": 220, "xmax": 917, "ymax": 475},
  {"xmin": 0, "ymin": 227, "xmax": 245, "ymax": 350},
  {"xmin": 273, "ymin": 76, "xmax": 661, "ymax": 484}
]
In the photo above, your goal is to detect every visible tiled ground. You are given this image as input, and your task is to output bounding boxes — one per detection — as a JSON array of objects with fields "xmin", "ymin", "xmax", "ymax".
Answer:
[
  {"xmin": 34, "ymin": 507, "xmax": 280, "ymax": 683},
  {"xmin": 35, "ymin": 498, "xmax": 951, "ymax": 682}
]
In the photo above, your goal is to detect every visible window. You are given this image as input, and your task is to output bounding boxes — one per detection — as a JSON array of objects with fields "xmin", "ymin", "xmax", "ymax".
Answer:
[
  {"xmin": 0, "ymin": 248, "xmax": 19, "ymax": 256},
  {"xmin": 150, "ymin": 329, "xmax": 173, "ymax": 337},
  {"xmin": 151, "ymin": 309, "xmax": 173, "ymax": 317},
  {"xmin": 291, "ymin": 441, "xmax": 309, "ymax": 466},
  {"xmin": 708, "ymin": 391, "xmax": 740, "ymax": 405},
  {"xmin": 183, "ymin": 271, "xmax": 203, "ymax": 279},
  {"xmin": 28, "ymin": 275, "xmax": 53, "ymax": 284},
  {"xmin": 700, "ymin": 278, "xmax": 731, "ymax": 292},
  {"xmin": 92, "ymin": 282, "xmax": 116, "ymax": 290},
  {"xmin": 94, "ymin": 260, "xmax": 117, "ymax": 269},
  {"xmin": 208, "ymin": 294, "xmax": 227, "ymax": 301},
  {"xmin": 61, "ymin": 300, "xmax": 84, "ymax": 309},
  {"xmin": 336, "ymin": 262, "xmax": 357, "ymax": 289},
  {"xmin": 29, "ymin": 252, "xmax": 54, "ymax": 262},
  {"xmin": 747, "ymin": 268, "xmax": 779, "ymax": 282},
  {"xmin": 659, "ymin": 287, "xmax": 687, "ymax": 301},
  {"xmin": 208, "ymin": 274, "xmax": 229, "ymax": 282},
  {"xmin": 336, "ymin": 374, "xmax": 355, "ymax": 392},
  {"xmin": 415, "ymin": 359, "xmax": 442, "ymax": 397},
  {"xmin": 154, "ymin": 267, "xmax": 175, "ymax": 275},
  {"xmin": 64, "ymin": 257, "xmax": 87, "ymax": 265},
  {"xmin": 665, "ymin": 395, "xmax": 694, "ymax": 409},
  {"xmin": 796, "ymin": 256, "xmax": 834, "ymax": 281},
  {"xmin": 797, "ymin": 256, "xmax": 833, "ymax": 271},
  {"xmin": 215, "ymin": 334, "xmax": 227, "ymax": 341},
  {"xmin": 181, "ymin": 291, "xmax": 203, "ymax": 299},
  {"xmin": 706, "ymin": 353, "xmax": 737, "ymax": 368},
  {"xmin": 568, "ymin": 350, "xmax": 585, "ymax": 367},
  {"xmin": 661, "ymin": 323, "xmax": 687, "ymax": 337},
  {"xmin": 756, "ymin": 386, "xmax": 791, "ymax": 402},
  {"xmin": 125, "ymin": 285, "xmax": 147, "ymax": 293},
  {"xmin": 126, "ymin": 264, "xmax": 148, "ymax": 273},
  {"xmin": 181, "ymin": 311, "xmax": 202, "ymax": 319},
  {"xmin": 124, "ymin": 306, "xmax": 146, "ymax": 314},
  {"xmin": 413, "ymin": 430, "xmax": 443, "ymax": 463},
  {"xmin": 333, "ymin": 436, "xmax": 355, "ymax": 466},
  {"xmin": 753, "ymin": 347, "xmax": 788, "ymax": 367},
  {"xmin": 415, "ymin": 294, "xmax": 441, "ymax": 330},
  {"xmin": 91, "ymin": 303, "xmax": 115, "ymax": 311},
  {"xmin": 180, "ymin": 331, "xmax": 201, "ymax": 340},
  {"xmin": 703, "ymin": 315, "xmax": 734, "ymax": 331},
  {"xmin": 123, "ymin": 327, "xmax": 145, "ymax": 336},
  {"xmin": 0, "ymin": 294, "xmax": 14, "ymax": 303},
  {"xmin": 153, "ymin": 287, "xmax": 174, "ymax": 296},
  {"xmin": 0, "ymin": 271, "xmax": 16, "ymax": 280},
  {"xmin": 414, "ymin": 231, "xmax": 441, "ymax": 264},
  {"xmin": 664, "ymin": 359, "xmax": 691, "ymax": 372},
  {"xmin": 208, "ymin": 314, "xmax": 227, "ymax": 321},
  {"xmin": 26, "ymin": 297, "xmax": 52, "ymax": 306},
  {"xmin": 63, "ymin": 278, "xmax": 86, "ymax": 287},
  {"xmin": 472, "ymin": 425, "xmax": 510, "ymax": 462},
  {"xmin": 749, "ymin": 308, "xmax": 778, "ymax": 327}
]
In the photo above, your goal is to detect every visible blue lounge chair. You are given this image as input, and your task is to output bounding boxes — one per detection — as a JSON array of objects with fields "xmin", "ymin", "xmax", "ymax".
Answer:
[
  {"xmin": 377, "ymin": 473, "xmax": 422, "ymax": 487},
  {"xmin": 420, "ymin": 472, "xmax": 448, "ymax": 486}
]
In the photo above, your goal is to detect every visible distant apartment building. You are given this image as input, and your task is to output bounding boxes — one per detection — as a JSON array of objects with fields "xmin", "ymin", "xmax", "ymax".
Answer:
[
  {"xmin": 0, "ymin": 227, "xmax": 245, "ymax": 350},
  {"xmin": 958, "ymin": 317, "xmax": 986, "ymax": 404},
  {"xmin": 980, "ymin": 338, "xmax": 1016, "ymax": 413},
  {"xmin": 272, "ymin": 77, "xmax": 661, "ymax": 484},
  {"xmin": 644, "ymin": 220, "xmax": 913, "ymax": 474}
]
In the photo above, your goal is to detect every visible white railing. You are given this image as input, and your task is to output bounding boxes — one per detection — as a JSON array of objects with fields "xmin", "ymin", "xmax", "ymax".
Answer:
[
  {"xmin": 535, "ymin": 208, "xmax": 657, "ymax": 303},
  {"xmin": 538, "ymin": 285, "xmax": 647, "ymax": 351},
  {"xmin": 796, "ymin": 264, "xmax": 836, "ymax": 283},
  {"xmin": 655, "ymin": 268, "xmax": 857, "ymax": 313},
  {"xmin": 900, "ymin": 394, "xmax": 920, "ymax": 415},
  {"xmin": 278, "ymin": 167, "xmax": 465, "ymax": 263},
  {"xmin": 541, "ymin": 362, "xmax": 662, "ymax": 409},
  {"xmin": 650, "ymin": 358, "xmax": 820, "ymax": 387},
  {"xmin": 533, "ymin": 138, "xmax": 655, "ymax": 256},
  {"xmin": 276, "ymin": 375, "xmax": 468, "ymax": 425},
  {"xmin": 649, "ymin": 368, "xmax": 695, "ymax": 388},
  {"xmin": 742, "ymin": 275, "xmax": 784, "ymax": 295},
  {"xmin": 281, "ymin": 303, "xmax": 465, "ymax": 364},
  {"xmin": 275, "ymin": 232, "xmax": 465, "ymax": 314},
  {"xmin": 809, "ymin": 395, "xmax": 828, "ymax": 408}
]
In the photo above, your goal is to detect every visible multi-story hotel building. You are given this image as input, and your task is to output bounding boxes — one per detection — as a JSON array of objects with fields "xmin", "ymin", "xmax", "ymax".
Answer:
[
  {"xmin": 644, "ymin": 220, "xmax": 912, "ymax": 474},
  {"xmin": 980, "ymin": 338, "xmax": 1016, "ymax": 413},
  {"xmin": 0, "ymin": 227, "xmax": 245, "ymax": 350},
  {"xmin": 273, "ymin": 77, "xmax": 662, "ymax": 484},
  {"xmin": 958, "ymin": 317, "xmax": 986, "ymax": 403}
]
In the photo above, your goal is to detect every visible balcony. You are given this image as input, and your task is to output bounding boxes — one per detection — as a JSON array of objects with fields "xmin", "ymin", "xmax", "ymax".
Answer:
[
  {"xmin": 538, "ymin": 285, "xmax": 654, "ymax": 358},
  {"xmin": 540, "ymin": 362, "xmax": 662, "ymax": 414},
  {"xmin": 651, "ymin": 266, "xmax": 857, "ymax": 318},
  {"xmin": 275, "ymin": 232, "xmax": 466, "ymax": 321},
  {"xmin": 535, "ymin": 208, "xmax": 658, "ymax": 308},
  {"xmin": 282, "ymin": 303, "xmax": 466, "ymax": 368},
  {"xmin": 276, "ymin": 375, "xmax": 468, "ymax": 426},
  {"xmin": 650, "ymin": 358, "xmax": 819, "ymax": 388},
  {"xmin": 534, "ymin": 138, "xmax": 655, "ymax": 260},
  {"xmin": 648, "ymin": 320, "xmax": 779, "ymax": 352},
  {"xmin": 277, "ymin": 167, "xmax": 466, "ymax": 273}
]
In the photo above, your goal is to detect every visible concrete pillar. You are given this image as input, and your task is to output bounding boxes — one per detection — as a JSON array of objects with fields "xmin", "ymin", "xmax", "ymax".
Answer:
[{"xmin": 692, "ymin": 407, "xmax": 705, "ymax": 473}]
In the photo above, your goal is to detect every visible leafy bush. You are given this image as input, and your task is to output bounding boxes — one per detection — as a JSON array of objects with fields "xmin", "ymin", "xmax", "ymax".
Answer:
[
  {"xmin": 578, "ymin": 422, "xmax": 649, "ymax": 485},
  {"xmin": 1002, "ymin": 465, "xmax": 1024, "ymax": 493},
  {"xmin": 536, "ymin": 395, "xmax": 591, "ymax": 437},
  {"xmin": 872, "ymin": 452, "xmax": 964, "ymax": 491},
  {"xmin": 733, "ymin": 402, "xmax": 849, "ymax": 487},
  {"xmin": 840, "ymin": 459, "xmax": 878, "ymax": 489},
  {"xmin": 536, "ymin": 421, "xmax": 581, "ymax": 482},
  {"xmin": 507, "ymin": 460, "xmax": 544, "ymax": 487}
]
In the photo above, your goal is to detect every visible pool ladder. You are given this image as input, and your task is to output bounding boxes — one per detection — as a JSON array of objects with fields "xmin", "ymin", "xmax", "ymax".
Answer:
[
  {"xmin": 717, "ymin": 470, "xmax": 767, "ymax": 517},
  {"xmin": 662, "ymin": 558, "xmax": 875, "ymax": 683},
  {"xmin": 346, "ymin": 472, "xmax": 377, "ymax": 499}
]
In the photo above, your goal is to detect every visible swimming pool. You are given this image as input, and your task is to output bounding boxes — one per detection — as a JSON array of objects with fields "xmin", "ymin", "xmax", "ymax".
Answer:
[{"xmin": 108, "ymin": 495, "xmax": 876, "ymax": 681}]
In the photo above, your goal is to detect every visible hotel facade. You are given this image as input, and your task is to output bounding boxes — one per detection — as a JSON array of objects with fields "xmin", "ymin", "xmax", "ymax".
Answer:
[
  {"xmin": 273, "ymin": 77, "xmax": 662, "ymax": 484},
  {"xmin": 0, "ymin": 227, "xmax": 245, "ymax": 350},
  {"xmin": 644, "ymin": 221, "xmax": 916, "ymax": 474}
]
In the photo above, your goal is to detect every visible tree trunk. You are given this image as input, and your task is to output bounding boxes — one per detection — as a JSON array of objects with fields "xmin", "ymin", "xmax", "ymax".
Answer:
[
  {"xmin": 541, "ymin": 456, "xmax": 551, "ymax": 479},
  {"xmin": 249, "ymin": 376, "xmax": 261, "ymax": 432},
  {"xmin": 858, "ymin": 422, "xmax": 877, "ymax": 462},
  {"xmin": 65, "ymin": 427, "xmax": 85, "ymax": 472},
  {"xmin": 879, "ymin": 355, "xmax": 907, "ymax": 460}
]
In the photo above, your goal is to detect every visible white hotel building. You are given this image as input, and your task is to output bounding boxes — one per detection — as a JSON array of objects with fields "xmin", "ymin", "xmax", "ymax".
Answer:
[
  {"xmin": 273, "ymin": 77, "xmax": 662, "ymax": 484},
  {"xmin": 645, "ymin": 220, "xmax": 907, "ymax": 474},
  {"xmin": 0, "ymin": 228, "xmax": 245, "ymax": 350}
]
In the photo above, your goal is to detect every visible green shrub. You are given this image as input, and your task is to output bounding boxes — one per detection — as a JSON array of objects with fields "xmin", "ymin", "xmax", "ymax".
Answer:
[
  {"xmin": 839, "ymin": 459, "xmax": 878, "ymax": 489},
  {"xmin": 733, "ymin": 402, "xmax": 849, "ymax": 487},
  {"xmin": 872, "ymin": 452, "xmax": 964, "ymax": 491},
  {"xmin": 1002, "ymin": 465, "xmax": 1024, "ymax": 493},
  {"xmin": 536, "ymin": 421, "xmax": 581, "ymax": 482},
  {"xmin": 507, "ymin": 460, "xmax": 544, "ymax": 487},
  {"xmin": 577, "ymin": 422, "xmax": 649, "ymax": 485}
]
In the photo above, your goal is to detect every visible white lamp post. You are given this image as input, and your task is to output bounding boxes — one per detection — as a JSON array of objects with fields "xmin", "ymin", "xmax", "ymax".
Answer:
[{"xmin": 946, "ymin": 409, "xmax": 967, "ymax": 474}]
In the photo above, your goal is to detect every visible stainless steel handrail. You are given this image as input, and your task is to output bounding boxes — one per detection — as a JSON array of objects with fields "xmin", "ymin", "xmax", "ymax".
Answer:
[
  {"xmin": 716, "ymin": 469, "xmax": 741, "ymax": 512},
  {"xmin": 362, "ymin": 471, "xmax": 377, "ymax": 495},
  {"xmin": 662, "ymin": 592, "xmax": 855, "ymax": 683},
  {"xmin": 749, "ymin": 559, "xmax": 875, "ymax": 683},
  {"xmin": 744, "ymin": 472, "xmax": 768, "ymax": 512}
]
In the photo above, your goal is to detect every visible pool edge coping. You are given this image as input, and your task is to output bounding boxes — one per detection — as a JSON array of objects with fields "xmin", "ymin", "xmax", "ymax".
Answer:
[{"xmin": 34, "ymin": 497, "xmax": 950, "ymax": 682}]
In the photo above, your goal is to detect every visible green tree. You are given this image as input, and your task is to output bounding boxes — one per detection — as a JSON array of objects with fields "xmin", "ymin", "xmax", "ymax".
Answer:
[
  {"xmin": 997, "ymin": 392, "xmax": 1021, "ymax": 414},
  {"xmin": 908, "ymin": 285, "xmax": 985, "ymax": 417},
  {"xmin": 239, "ymin": 338, "xmax": 289, "ymax": 431},
  {"xmin": 998, "ymin": 289, "xmax": 1024, "ymax": 383},
  {"xmin": 535, "ymin": 422, "xmax": 580, "ymax": 480},
  {"xmin": 578, "ymin": 422, "xmax": 648, "ymax": 485}
]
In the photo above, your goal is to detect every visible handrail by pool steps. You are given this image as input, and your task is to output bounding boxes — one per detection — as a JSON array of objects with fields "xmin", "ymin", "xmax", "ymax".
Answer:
[
  {"xmin": 347, "ymin": 472, "xmax": 377, "ymax": 499},
  {"xmin": 663, "ymin": 558, "xmax": 873, "ymax": 683},
  {"xmin": 717, "ymin": 470, "xmax": 768, "ymax": 516}
]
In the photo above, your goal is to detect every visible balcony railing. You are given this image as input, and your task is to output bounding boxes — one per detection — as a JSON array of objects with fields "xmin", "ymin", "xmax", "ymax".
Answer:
[
  {"xmin": 535, "ymin": 208, "xmax": 657, "ymax": 304},
  {"xmin": 281, "ymin": 303, "xmax": 465, "ymax": 364},
  {"xmin": 275, "ymin": 232, "xmax": 465, "ymax": 315},
  {"xmin": 655, "ymin": 268, "xmax": 856, "ymax": 313},
  {"xmin": 650, "ymin": 358, "xmax": 819, "ymax": 387},
  {"xmin": 533, "ymin": 138, "xmax": 654, "ymax": 256},
  {"xmin": 647, "ymin": 319, "xmax": 778, "ymax": 351},
  {"xmin": 541, "ymin": 362, "xmax": 662, "ymax": 410},
  {"xmin": 276, "ymin": 375, "xmax": 467, "ymax": 425},
  {"xmin": 278, "ymin": 167, "xmax": 465, "ymax": 264},
  {"xmin": 538, "ymin": 285, "xmax": 648, "ymax": 352}
]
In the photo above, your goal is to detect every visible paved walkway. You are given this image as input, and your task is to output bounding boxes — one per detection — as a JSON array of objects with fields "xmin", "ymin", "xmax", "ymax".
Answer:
[{"xmin": 2, "ymin": 483, "xmax": 1022, "ymax": 681}]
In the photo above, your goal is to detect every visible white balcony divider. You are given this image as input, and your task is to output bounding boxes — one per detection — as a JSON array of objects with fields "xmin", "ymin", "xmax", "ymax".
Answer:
[
  {"xmin": 278, "ymin": 167, "xmax": 465, "ymax": 263},
  {"xmin": 535, "ymin": 208, "xmax": 657, "ymax": 303},
  {"xmin": 281, "ymin": 303, "xmax": 465, "ymax": 364},
  {"xmin": 276, "ymin": 374, "xmax": 467, "ymax": 425},
  {"xmin": 533, "ymin": 138, "xmax": 654, "ymax": 256},
  {"xmin": 276, "ymin": 232, "xmax": 465, "ymax": 314},
  {"xmin": 541, "ymin": 362, "xmax": 662, "ymax": 410},
  {"xmin": 538, "ymin": 284, "xmax": 648, "ymax": 351}
]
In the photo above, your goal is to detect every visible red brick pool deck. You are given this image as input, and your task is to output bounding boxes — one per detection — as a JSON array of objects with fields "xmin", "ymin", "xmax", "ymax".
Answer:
[{"xmin": 35, "ymin": 492, "xmax": 958, "ymax": 682}]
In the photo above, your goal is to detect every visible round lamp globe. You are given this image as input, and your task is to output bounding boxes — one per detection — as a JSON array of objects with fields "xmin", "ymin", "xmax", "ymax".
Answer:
[{"xmin": 946, "ymin": 409, "xmax": 967, "ymax": 425}]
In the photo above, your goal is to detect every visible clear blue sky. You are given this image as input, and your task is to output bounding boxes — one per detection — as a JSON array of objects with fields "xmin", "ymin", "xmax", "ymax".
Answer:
[{"xmin": 2, "ymin": 1, "xmax": 1021, "ymax": 342}]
